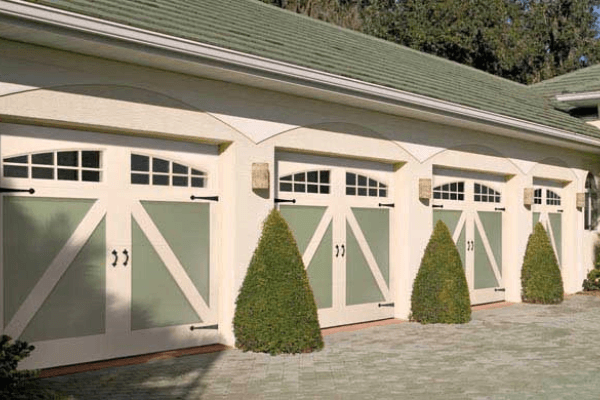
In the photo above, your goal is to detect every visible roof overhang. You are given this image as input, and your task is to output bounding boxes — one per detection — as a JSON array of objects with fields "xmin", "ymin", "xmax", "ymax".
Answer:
[{"xmin": 2, "ymin": 0, "xmax": 600, "ymax": 153}]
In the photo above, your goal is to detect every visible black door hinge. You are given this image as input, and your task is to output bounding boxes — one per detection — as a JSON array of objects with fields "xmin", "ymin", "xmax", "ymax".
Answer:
[
  {"xmin": 378, "ymin": 203, "xmax": 395, "ymax": 208},
  {"xmin": 0, "ymin": 188, "xmax": 34, "ymax": 194},
  {"xmin": 190, "ymin": 324, "xmax": 218, "ymax": 331},
  {"xmin": 432, "ymin": 204, "xmax": 444, "ymax": 208},
  {"xmin": 378, "ymin": 302, "xmax": 394, "ymax": 308},
  {"xmin": 191, "ymin": 195, "xmax": 219, "ymax": 202},
  {"xmin": 274, "ymin": 198, "xmax": 296, "ymax": 204},
  {"xmin": 494, "ymin": 288, "xmax": 505, "ymax": 292},
  {"xmin": 495, "ymin": 207, "xmax": 506, "ymax": 211}
]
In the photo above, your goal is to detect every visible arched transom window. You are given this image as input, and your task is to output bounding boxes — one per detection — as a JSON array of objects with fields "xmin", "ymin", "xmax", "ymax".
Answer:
[
  {"xmin": 433, "ymin": 182, "xmax": 464, "ymax": 201},
  {"xmin": 131, "ymin": 154, "xmax": 206, "ymax": 187},
  {"xmin": 345, "ymin": 172, "xmax": 387, "ymax": 197},
  {"xmin": 279, "ymin": 170, "xmax": 330, "ymax": 194},
  {"xmin": 3, "ymin": 150, "xmax": 102, "ymax": 182},
  {"xmin": 474, "ymin": 183, "xmax": 501, "ymax": 203}
]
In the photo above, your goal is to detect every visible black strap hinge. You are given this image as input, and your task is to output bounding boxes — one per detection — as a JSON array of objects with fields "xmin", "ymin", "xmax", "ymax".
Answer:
[
  {"xmin": 495, "ymin": 207, "xmax": 506, "ymax": 211},
  {"xmin": 274, "ymin": 198, "xmax": 296, "ymax": 204},
  {"xmin": 378, "ymin": 203, "xmax": 394, "ymax": 208},
  {"xmin": 191, "ymin": 195, "xmax": 219, "ymax": 202},
  {"xmin": 432, "ymin": 204, "xmax": 444, "ymax": 208},
  {"xmin": 190, "ymin": 324, "xmax": 218, "ymax": 331},
  {"xmin": 494, "ymin": 288, "xmax": 505, "ymax": 292},
  {"xmin": 378, "ymin": 302, "xmax": 394, "ymax": 308},
  {"xmin": 0, "ymin": 188, "xmax": 34, "ymax": 194}
]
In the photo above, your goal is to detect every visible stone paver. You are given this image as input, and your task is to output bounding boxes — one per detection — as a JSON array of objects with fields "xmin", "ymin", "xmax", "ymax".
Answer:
[{"xmin": 42, "ymin": 295, "xmax": 600, "ymax": 399}]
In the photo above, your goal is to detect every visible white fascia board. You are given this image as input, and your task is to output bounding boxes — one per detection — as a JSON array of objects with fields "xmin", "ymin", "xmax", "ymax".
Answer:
[{"xmin": 2, "ymin": 0, "xmax": 600, "ymax": 150}]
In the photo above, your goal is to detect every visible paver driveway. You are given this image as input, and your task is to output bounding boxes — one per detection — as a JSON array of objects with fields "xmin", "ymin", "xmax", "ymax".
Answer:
[{"xmin": 42, "ymin": 295, "xmax": 600, "ymax": 399}]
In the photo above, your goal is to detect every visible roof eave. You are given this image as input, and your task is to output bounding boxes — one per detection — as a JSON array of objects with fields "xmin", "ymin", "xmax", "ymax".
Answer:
[{"xmin": 2, "ymin": 0, "xmax": 600, "ymax": 153}]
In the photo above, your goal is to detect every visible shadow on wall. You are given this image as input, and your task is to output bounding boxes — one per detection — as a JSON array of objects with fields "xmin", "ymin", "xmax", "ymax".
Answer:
[{"xmin": 1, "ymin": 188, "xmax": 221, "ymax": 396}]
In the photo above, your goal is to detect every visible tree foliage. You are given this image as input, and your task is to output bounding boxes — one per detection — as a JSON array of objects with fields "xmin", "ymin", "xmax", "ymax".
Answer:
[
  {"xmin": 521, "ymin": 223, "xmax": 564, "ymax": 304},
  {"xmin": 233, "ymin": 209, "xmax": 323, "ymax": 354},
  {"xmin": 411, "ymin": 220, "xmax": 471, "ymax": 324},
  {"xmin": 260, "ymin": 0, "xmax": 600, "ymax": 83}
]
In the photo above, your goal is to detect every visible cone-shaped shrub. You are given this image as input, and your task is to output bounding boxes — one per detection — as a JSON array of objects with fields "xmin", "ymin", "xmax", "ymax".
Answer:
[
  {"xmin": 233, "ymin": 208, "xmax": 323, "ymax": 354},
  {"xmin": 521, "ymin": 223, "xmax": 563, "ymax": 304},
  {"xmin": 411, "ymin": 220, "xmax": 471, "ymax": 324}
]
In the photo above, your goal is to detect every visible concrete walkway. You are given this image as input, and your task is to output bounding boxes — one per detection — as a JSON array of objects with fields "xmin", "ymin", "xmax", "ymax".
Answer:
[{"xmin": 42, "ymin": 295, "xmax": 600, "ymax": 399}]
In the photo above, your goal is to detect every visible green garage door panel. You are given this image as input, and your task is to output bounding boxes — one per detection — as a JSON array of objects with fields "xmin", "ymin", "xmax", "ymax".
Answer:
[
  {"xmin": 434, "ymin": 210, "xmax": 466, "ymax": 269},
  {"xmin": 21, "ymin": 218, "xmax": 106, "ymax": 343},
  {"xmin": 131, "ymin": 218, "xmax": 201, "ymax": 330},
  {"xmin": 478, "ymin": 211, "xmax": 502, "ymax": 274},
  {"xmin": 352, "ymin": 208, "xmax": 389, "ymax": 286},
  {"xmin": 306, "ymin": 222, "xmax": 333, "ymax": 309},
  {"xmin": 3, "ymin": 197, "xmax": 95, "ymax": 327},
  {"xmin": 474, "ymin": 225, "xmax": 499, "ymax": 289},
  {"xmin": 346, "ymin": 222, "xmax": 384, "ymax": 306},
  {"xmin": 280, "ymin": 205, "xmax": 326, "ymax": 254},
  {"xmin": 141, "ymin": 201, "xmax": 210, "ymax": 305},
  {"xmin": 549, "ymin": 213, "xmax": 562, "ymax": 265},
  {"xmin": 533, "ymin": 212, "xmax": 541, "ymax": 227}
]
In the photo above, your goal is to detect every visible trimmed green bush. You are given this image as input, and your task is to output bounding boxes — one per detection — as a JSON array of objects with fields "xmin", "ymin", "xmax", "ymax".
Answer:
[
  {"xmin": 411, "ymin": 220, "xmax": 471, "ymax": 324},
  {"xmin": 583, "ymin": 242, "xmax": 600, "ymax": 291},
  {"xmin": 233, "ymin": 208, "xmax": 323, "ymax": 354},
  {"xmin": 521, "ymin": 222, "xmax": 563, "ymax": 304}
]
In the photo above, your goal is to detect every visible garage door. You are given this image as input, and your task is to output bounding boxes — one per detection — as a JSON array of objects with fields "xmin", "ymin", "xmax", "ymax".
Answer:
[
  {"xmin": 432, "ymin": 169, "xmax": 505, "ymax": 305},
  {"xmin": 532, "ymin": 181, "xmax": 563, "ymax": 267},
  {"xmin": 0, "ymin": 127, "xmax": 219, "ymax": 369},
  {"xmin": 277, "ymin": 152, "xmax": 394, "ymax": 328}
]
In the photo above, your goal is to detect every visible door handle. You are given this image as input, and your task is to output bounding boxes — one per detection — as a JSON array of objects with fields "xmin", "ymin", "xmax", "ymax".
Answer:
[
  {"xmin": 335, "ymin": 245, "xmax": 339, "ymax": 257},
  {"xmin": 111, "ymin": 250, "xmax": 118, "ymax": 267},
  {"xmin": 341, "ymin": 244, "xmax": 345, "ymax": 257},
  {"xmin": 123, "ymin": 249, "xmax": 129, "ymax": 267}
]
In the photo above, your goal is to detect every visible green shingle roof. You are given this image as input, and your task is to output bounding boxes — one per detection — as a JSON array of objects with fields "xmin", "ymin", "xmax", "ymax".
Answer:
[
  {"xmin": 530, "ymin": 64, "xmax": 600, "ymax": 97},
  {"xmin": 19, "ymin": 0, "xmax": 600, "ymax": 140}
]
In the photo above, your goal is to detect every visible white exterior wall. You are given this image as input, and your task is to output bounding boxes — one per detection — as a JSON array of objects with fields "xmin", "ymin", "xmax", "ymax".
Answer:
[{"xmin": 2, "ymin": 39, "xmax": 600, "ymax": 349}]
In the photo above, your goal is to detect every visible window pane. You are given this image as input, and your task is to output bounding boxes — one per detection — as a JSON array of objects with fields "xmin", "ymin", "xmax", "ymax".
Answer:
[
  {"xmin": 280, "ymin": 175, "xmax": 292, "ymax": 181},
  {"xmin": 82, "ymin": 151, "xmax": 100, "ymax": 168},
  {"xmin": 369, "ymin": 188, "xmax": 377, "ymax": 197},
  {"xmin": 33, "ymin": 167, "xmax": 54, "ymax": 180},
  {"xmin": 191, "ymin": 169, "xmax": 204, "ymax": 176},
  {"xmin": 4, "ymin": 155, "xmax": 28, "ymax": 164},
  {"xmin": 153, "ymin": 174, "xmax": 169, "ymax": 186},
  {"xmin": 433, "ymin": 192, "xmax": 441, "ymax": 199},
  {"xmin": 450, "ymin": 182, "xmax": 457, "ymax": 191},
  {"xmin": 153, "ymin": 158, "xmax": 169, "ymax": 173},
  {"xmin": 131, "ymin": 173, "xmax": 149, "ymax": 185},
  {"xmin": 131, "ymin": 154, "xmax": 149, "ymax": 172},
  {"xmin": 450, "ymin": 193, "xmax": 457, "ymax": 200},
  {"xmin": 173, "ymin": 176, "xmax": 188, "ymax": 187},
  {"xmin": 320, "ymin": 185, "xmax": 330, "ymax": 194},
  {"xmin": 442, "ymin": 192, "xmax": 449, "ymax": 200},
  {"xmin": 191, "ymin": 177, "xmax": 205, "ymax": 187},
  {"xmin": 358, "ymin": 188, "xmax": 367, "ymax": 196},
  {"xmin": 294, "ymin": 183, "xmax": 305, "ymax": 192},
  {"xmin": 280, "ymin": 182, "xmax": 292, "ymax": 192},
  {"xmin": 4, "ymin": 165, "xmax": 28, "ymax": 178},
  {"xmin": 32, "ymin": 152, "xmax": 54, "ymax": 165},
  {"xmin": 58, "ymin": 169, "xmax": 78, "ymax": 181},
  {"xmin": 294, "ymin": 173, "xmax": 305, "ymax": 182},
  {"xmin": 320, "ymin": 171, "xmax": 330, "ymax": 184},
  {"xmin": 368, "ymin": 178, "xmax": 377, "ymax": 187},
  {"xmin": 307, "ymin": 184, "xmax": 318, "ymax": 193},
  {"xmin": 379, "ymin": 189, "xmax": 387, "ymax": 197},
  {"xmin": 346, "ymin": 187, "xmax": 356, "ymax": 196},
  {"xmin": 346, "ymin": 172, "xmax": 355, "ymax": 185},
  {"xmin": 474, "ymin": 195, "xmax": 481, "ymax": 202},
  {"xmin": 172, "ymin": 163, "xmax": 188, "ymax": 174},
  {"xmin": 57, "ymin": 151, "xmax": 78, "ymax": 167},
  {"xmin": 458, "ymin": 182, "xmax": 464, "ymax": 192},
  {"xmin": 358, "ymin": 175, "xmax": 367, "ymax": 186},
  {"xmin": 82, "ymin": 170, "xmax": 100, "ymax": 182},
  {"xmin": 307, "ymin": 171, "xmax": 318, "ymax": 183}
]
